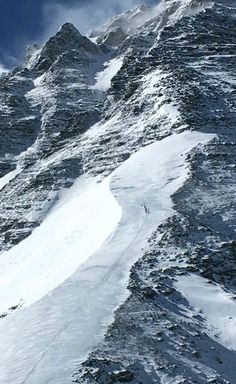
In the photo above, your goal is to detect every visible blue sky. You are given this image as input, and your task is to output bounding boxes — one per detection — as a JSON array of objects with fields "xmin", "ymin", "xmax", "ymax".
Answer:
[{"xmin": 0, "ymin": 0, "xmax": 156, "ymax": 69}]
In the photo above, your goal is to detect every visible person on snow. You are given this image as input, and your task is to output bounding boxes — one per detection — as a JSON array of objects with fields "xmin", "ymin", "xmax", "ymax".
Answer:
[{"xmin": 142, "ymin": 203, "xmax": 150, "ymax": 214}]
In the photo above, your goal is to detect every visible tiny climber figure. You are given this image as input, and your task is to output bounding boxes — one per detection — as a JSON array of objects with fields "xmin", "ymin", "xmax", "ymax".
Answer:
[{"xmin": 142, "ymin": 203, "xmax": 150, "ymax": 214}]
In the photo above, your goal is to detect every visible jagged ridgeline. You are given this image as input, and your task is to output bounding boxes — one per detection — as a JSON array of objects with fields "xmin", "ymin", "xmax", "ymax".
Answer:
[{"xmin": 0, "ymin": 0, "xmax": 235, "ymax": 384}]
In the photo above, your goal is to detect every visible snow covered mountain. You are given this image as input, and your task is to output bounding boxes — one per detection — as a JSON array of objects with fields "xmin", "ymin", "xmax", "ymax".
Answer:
[{"xmin": 0, "ymin": 0, "xmax": 235, "ymax": 383}]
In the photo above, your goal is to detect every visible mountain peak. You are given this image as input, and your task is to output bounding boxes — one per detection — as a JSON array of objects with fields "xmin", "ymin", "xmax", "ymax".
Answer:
[
  {"xmin": 27, "ymin": 22, "xmax": 99, "ymax": 72},
  {"xmin": 58, "ymin": 22, "xmax": 82, "ymax": 37}
]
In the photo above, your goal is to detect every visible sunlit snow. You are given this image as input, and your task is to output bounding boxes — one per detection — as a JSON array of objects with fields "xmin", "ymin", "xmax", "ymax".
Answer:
[
  {"xmin": 91, "ymin": 57, "xmax": 123, "ymax": 91},
  {"xmin": 0, "ymin": 176, "xmax": 122, "ymax": 314},
  {"xmin": 175, "ymin": 273, "xmax": 236, "ymax": 351},
  {"xmin": 0, "ymin": 131, "xmax": 215, "ymax": 384},
  {"xmin": 0, "ymin": 166, "xmax": 21, "ymax": 192}
]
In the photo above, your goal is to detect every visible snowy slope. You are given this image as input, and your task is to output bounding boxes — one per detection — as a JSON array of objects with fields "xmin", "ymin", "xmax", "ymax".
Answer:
[
  {"xmin": 0, "ymin": 131, "xmax": 214, "ymax": 384},
  {"xmin": 175, "ymin": 274, "xmax": 236, "ymax": 351},
  {"xmin": 0, "ymin": 0, "xmax": 235, "ymax": 383},
  {"xmin": 0, "ymin": 165, "xmax": 21, "ymax": 191},
  {"xmin": 0, "ymin": 175, "xmax": 122, "ymax": 314},
  {"xmin": 91, "ymin": 57, "xmax": 124, "ymax": 91}
]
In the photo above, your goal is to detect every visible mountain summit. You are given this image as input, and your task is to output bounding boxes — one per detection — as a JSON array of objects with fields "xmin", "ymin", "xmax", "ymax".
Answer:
[
  {"xmin": 27, "ymin": 22, "xmax": 99, "ymax": 72},
  {"xmin": 0, "ymin": 1, "xmax": 235, "ymax": 383}
]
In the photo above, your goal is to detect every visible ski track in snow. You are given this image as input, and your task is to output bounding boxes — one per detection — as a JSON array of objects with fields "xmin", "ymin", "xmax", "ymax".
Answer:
[{"xmin": 0, "ymin": 131, "xmax": 215, "ymax": 384}]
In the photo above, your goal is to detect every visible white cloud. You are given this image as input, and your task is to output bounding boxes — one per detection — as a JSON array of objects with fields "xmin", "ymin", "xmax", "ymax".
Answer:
[
  {"xmin": 0, "ymin": 64, "xmax": 9, "ymax": 75},
  {"xmin": 41, "ymin": 0, "xmax": 146, "ymax": 41}
]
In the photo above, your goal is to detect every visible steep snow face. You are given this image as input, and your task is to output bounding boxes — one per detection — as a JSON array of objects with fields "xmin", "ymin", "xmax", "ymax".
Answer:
[
  {"xmin": 0, "ymin": 131, "xmax": 215, "ymax": 384},
  {"xmin": 0, "ymin": 165, "xmax": 21, "ymax": 191},
  {"xmin": 76, "ymin": 1, "xmax": 236, "ymax": 383},
  {"xmin": 175, "ymin": 274, "xmax": 236, "ymax": 351},
  {"xmin": 0, "ymin": 0, "xmax": 217, "ymax": 253},
  {"xmin": 0, "ymin": 176, "xmax": 122, "ymax": 315},
  {"xmin": 91, "ymin": 57, "xmax": 124, "ymax": 91}
]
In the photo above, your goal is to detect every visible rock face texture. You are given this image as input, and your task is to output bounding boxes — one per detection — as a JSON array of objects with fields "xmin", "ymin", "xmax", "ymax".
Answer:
[
  {"xmin": 0, "ymin": 23, "xmax": 104, "ymax": 251},
  {"xmin": 0, "ymin": 0, "xmax": 235, "ymax": 383}
]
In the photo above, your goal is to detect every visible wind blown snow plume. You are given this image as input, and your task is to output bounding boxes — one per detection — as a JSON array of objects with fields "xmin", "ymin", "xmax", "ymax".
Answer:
[
  {"xmin": 42, "ymin": 0, "xmax": 150, "ymax": 39},
  {"xmin": 0, "ymin": 64, "xmax": 8, "ymax": 75}
]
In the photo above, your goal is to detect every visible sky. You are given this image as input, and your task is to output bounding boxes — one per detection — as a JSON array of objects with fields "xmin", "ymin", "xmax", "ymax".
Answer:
[{"xmin": 0, "ymin": 0, "xmax": 156, "ymax": 69}]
